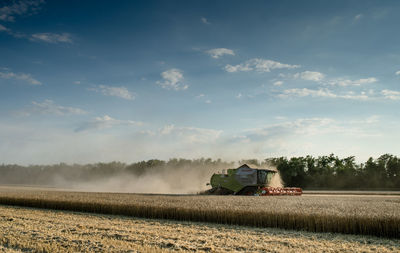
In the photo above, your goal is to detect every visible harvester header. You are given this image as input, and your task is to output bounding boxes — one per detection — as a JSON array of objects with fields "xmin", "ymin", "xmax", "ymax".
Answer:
[{"xmin": 207, "ymin": 164, "xmax": 302, "ymax": 196}]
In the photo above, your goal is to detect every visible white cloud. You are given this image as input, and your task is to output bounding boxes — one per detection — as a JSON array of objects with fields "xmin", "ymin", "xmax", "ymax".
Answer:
[
  {"xmin": 195, "ymin": 94, "xmax": 211, "ymax": 103},
  {"xmin": 30, "ymin": 33, "xmax": 73, "ymax": 44},
  {"xmin": 90, "ymin": 85, "xmax": 135, "ymax": 100},
  {"xmin": 294, "ymin": 71, "xmax": 325, "ymax": 82},
  {"xmin": 236, "ymin": 93, "xmax": 242, "ymax": 99},
  {"xmin": 0, "ymin": 0, "xmax": 44, "ymax": 22},
  {"xmin": 225, "ymin": 64, "xmax": 251, "ymax": 73},
  {"xmin": 395, "ymin": 70, "xmax": 400, "ymax": 76},
  {"xmin": 340, "ymin": 91, "xmax": 370, "ymax": 100},
  {"xmin": 354, "ymin": 14, "xmax": 363, "ymax": 21},
  {"xmin": 278, "ymin": 88, "xmax": 369, "ymax": 100},
  {"xmin": 19, "ymin": 99, "xmax": 87, "ymax": 116},
  {"xmin": 279, "ymin": 88, "xmax": 337, "ymax": 98},
  {"xmin": 225, "ymin": 58, "xmax": 300, "ymax": 73},
  {"xmin": 157, "ymin": 68, "xmax": 188, "ymax": 90},
  {"xmin": 327, "ymin": 77, "xmax": 377, "ymax": 86},
  {"xmin": 381, "ymin": 89, "xmax": 400, "ymax": 100},
  {"xmin": 76, "ymin": 115, "xmax": 142, "ymax": 132},
  {"xmin": 206, "ymin": 48, "xmax": 235, "ymax": 59},
  {"xmin": 74, "ymin": 81, "xmax": 81, "ymax": 85},
  {"xmin": 291, "ymin": 71, "xmax": 376, "ymax": 87},
  {"xmin": 273, "ymin": 81, "xmax": 283, "ymax": 86},
  {"xmin": 201, "ymin": 17, "xmax": 210, "ymax": 24},
  {"xmin": 0, "ymin": 71, "xmax": 41, "ymax": 85}
]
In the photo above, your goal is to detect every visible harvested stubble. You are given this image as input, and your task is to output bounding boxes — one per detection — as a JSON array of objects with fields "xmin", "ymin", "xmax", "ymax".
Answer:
[{"xmin": 0, "ymin": 186, "xmax": 399, "ymax": 238}]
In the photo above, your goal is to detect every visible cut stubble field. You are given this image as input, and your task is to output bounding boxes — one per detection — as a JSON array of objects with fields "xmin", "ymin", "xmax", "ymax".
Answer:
[{"xmin": 0, "ymin": 186, "xmax": 399, "ymax": 239}]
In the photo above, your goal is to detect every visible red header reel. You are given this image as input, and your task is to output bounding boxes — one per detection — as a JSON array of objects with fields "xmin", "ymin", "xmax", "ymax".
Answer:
[{"xmin": 258, "ymin": 187, "xmax": 302, "ymax": 196}]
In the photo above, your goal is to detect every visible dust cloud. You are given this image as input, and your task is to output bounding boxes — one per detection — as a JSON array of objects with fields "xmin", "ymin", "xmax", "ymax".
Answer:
[
  {"xmin": 253, "ymin": 163, "xmax": 284, "ymax": 188},
  {"xmin": 52, "ymin": 163, "xmax": 229, "ymax": 194},
  {"xmin": 0, "ymin": 161, "xmax": 286, "ymax": 194},
  {"xmin": 268, "ymin": 172, "xmax": 284, "ymax": 188}
]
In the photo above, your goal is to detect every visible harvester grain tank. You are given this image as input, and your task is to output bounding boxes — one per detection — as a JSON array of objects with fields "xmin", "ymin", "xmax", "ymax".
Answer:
[{"xmin": 207, "ymin": 164, "xmax": 302, "ymax": 196}]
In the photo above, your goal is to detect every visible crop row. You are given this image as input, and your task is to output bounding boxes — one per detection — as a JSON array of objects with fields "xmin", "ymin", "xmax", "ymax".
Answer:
[{"xmin": 0, "ymin": 191, "xmax": 399, "ymax": 238}]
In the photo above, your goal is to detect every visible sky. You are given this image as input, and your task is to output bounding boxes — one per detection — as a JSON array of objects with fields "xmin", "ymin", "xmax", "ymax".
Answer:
[{"xmin": 1, "ymin": 0, "xmax": 400, "ymax": 165}]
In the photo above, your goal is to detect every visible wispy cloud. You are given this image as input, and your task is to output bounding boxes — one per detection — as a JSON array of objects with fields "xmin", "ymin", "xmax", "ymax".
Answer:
[
  {"xmin": 354, "ymin": 14, "xmax": 363, "ymax": 21},
  {"xmin": 395, "ymin": 70, "xmax": 400, "ymax": 76},
  {"xmin": 327, "ymin": 77, "xmax": 377, "ymax": 86},
  {"xmin": 294, "ymin": 71, "xmax": 325, "ymax": 82},
  {"xmin": 240, "ymin": 117, "xmax": 378, "ymax": 143},
  {"xmin": 290, "ymin": 70, "xmax": 377, "ymax": 87},
  {"xmin": 195, "ymin": 93, "xmax": 211, "ymax": 103},
  {"xmin": 30, "ymin": 33, "xmax": 73, "ymax": 44},
  {"xmin": 75, "ymin": 115, "xmax": 143, "ymax": 132},
  {"xmin": 279, "ymin": 88, "xmax": 336, "ymax": 99},
  {"xmin": 0, "ymin": 24, "xmax": 27, "ymax": 39},
  {"xmin": 381, "ymin": 89, "xmax": 400, "ymax": 100},
  {"xmin": 158, "ymin": 124, "xmax": 222, "ymax": 144},
  {"xmin": 89, "ymin": 85, "xmax": 135, "ymax": 100},
  {"xmin": 225, "ymin": 58, "xmax": 300, "ymax": 73},
  {"xmin": 0, "ymin": 24, "xmax": 8, "ymax": 31},
  {"xmin": 0, "ymin": 0, "xmax": 44, "ymax": 22},
  {"xmin": 273, "ymin": 81, "xmax": 284, "ymax": 86},
  {"xmin": 19, "ymin": 99, "xmax": 87, "ymax": 116},
  {"xmin": 242, "ymin": 118, "xmax": 336, "ymax": 141},
  {"xmin": 201, "ymin": 17, "xmax": 210, "ymax": 25},
  {"xmin": 0, "ymin": 71, "xmax": 41, "ymax": 85},
  {"xmin": 157, "ymin": 68, "xmax": 188, "ymax": 90},
  {"xmin": 278, "ymin": 88, "xmax": 369, "ymax": 100},
  {"xmin": 0, "ymin": 23, "xmax": 73, "ymax": 44},
  {"xmin": 206, "ymin": 48, "xmax": 235, "ymax": 59}
]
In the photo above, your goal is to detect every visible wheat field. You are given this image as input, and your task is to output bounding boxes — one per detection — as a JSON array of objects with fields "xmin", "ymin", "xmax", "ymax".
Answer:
[
  {"xmin": 1, "ymin": 205, "xmax": 399, "ymax": 252},
  {"xmin": 0, "ymin": 186, "xmax": 399, "ymax": 238}
]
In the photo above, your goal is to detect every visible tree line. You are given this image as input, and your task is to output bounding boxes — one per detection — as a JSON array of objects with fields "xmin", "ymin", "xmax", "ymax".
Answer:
[
  {"xmin": 0, "ymin": 154, "xmax": 399, "ymax": 190},
  {"xmin": 267, "ymin": 154, "xmax": 400, "ymax": 189}
]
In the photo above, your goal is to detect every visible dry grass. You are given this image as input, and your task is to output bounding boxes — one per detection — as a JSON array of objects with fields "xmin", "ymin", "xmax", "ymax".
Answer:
[
  {"xmin": 1, "ymin": 205, "xmax": 399, "ymax": 252},
  {"xmin": 0, "ymin": 186, "xmax": 399, "ymax": 238}
]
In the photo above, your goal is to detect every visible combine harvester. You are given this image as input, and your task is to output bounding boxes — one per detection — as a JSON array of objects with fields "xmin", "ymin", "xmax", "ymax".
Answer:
[{"xmin": 207, "ymin": 164, "xmax": 302, "ymax": 196}]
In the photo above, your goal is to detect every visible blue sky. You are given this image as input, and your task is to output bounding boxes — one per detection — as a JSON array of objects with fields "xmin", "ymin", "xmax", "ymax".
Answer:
[{"xmin": 1, "ymin": 0, "xmax": 400, "ymax": 164}]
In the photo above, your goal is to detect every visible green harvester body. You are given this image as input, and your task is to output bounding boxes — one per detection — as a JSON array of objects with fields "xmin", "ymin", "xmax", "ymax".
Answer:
[{"xmin": 209, "ymin": 164, "xmax": 276, "ymax": 195}]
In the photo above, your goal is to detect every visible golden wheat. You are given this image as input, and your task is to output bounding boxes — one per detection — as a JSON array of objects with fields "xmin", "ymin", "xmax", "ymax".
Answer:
[{"xmin": 0, "ymin": 186, "xmax": 399, "ymax": 238}]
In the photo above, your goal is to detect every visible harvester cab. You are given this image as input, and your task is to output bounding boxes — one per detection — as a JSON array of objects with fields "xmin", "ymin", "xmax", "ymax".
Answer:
[{"xmin": 207, "ymin": 164, "xmax": 302, "ymax": 196}]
